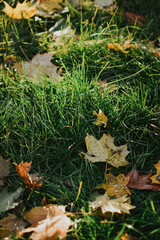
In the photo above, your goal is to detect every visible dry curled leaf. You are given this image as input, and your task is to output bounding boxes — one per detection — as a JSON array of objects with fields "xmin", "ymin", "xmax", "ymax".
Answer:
[
  {"xmin": 89, "ymin": 193, "xmax": 135, "ymax": 214},
  {"xmin": 124, "ymin": 12, "xmax": 145, "ymax": 26},
  {"xmin": 93, "ymin": 109, "xmax": 108, "ymax": 127},
  {"xmin": 150, "ymin": 160, "xmax": 160, "ymax": 184},
  {"xmin": 0, "ymin": 214, "xmax": 26, "ymax": 239},
  {"xmin": 14, "ymin": 161, "xmax": 43, "ymax": 190},
  {"xmin": 107, "ymin": 39, "xmax": 137, "ymax": 54},
  {"xmin": 82, "ymin": 133, "xmax": 129, "ymax": 168},
  {"xmin": 19, "ymin": 204, "xmax": 71, "ymax": 240},
  {"xmin": 0, "ymin": 155, "xmax": 10, "ymax": 186},
  {"xmin": 2, "ymin": 0, "xmax": 36, "ymax": 20},
  {"xmin": 126, "ymin": 168, "xmax": 160, "ymax": 190},
  {"xmin": 96, "ymin": 173, "xmax": 131, "ymax": 198}
]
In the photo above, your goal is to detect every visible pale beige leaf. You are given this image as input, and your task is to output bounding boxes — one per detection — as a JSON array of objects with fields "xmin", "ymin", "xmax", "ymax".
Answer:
[
  {"xmin": 82, "ymin": 133, "xmax": 129, "ymax": 167},
  {"xmin": 82, "ymin": 133, "xmax": 108, "ymax": 163},
  {"xmin": 89, "ymin": 193, "xmax": 135, "ymax": 214},
  {"xmin": 13, "ymin": 53, "xmax": 61, "ymax": 83},
  {"xmin": 19, "ymin": 204, "xmax": 71, "ymax": 240},
  {"xmin": 37, "ymin": 0, "xmax": 63, "ymax": 13}
]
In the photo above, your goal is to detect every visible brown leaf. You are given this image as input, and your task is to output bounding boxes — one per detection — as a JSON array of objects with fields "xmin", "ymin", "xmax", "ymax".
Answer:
[
  {"xmin": 2, "ymin": 0, "xmax": 36, "ymax": 20},
  {"xmin": 0, "ymin": 214, "xmax": 26, "ymax": 239},
  {"xmin": 126, "ymin": 169, "xmax": 160, "ymax": 190},
  {"xmin": 96, "ymin": 173, "xmax": 131, "ymax": 198},
  {"xmin": 82, "ymin": 133, "xmax": 129, "ymax": 168},
  {"xmin": 19, "ymin": 204, "xmax": 71, "ymax": 240},
  {"xmin": 124, "ymin": 12, "xmax": 145, "ymax": 26},
  {"xmin": 0, "ymin": 155, "xmax": 10, "ymax": 186},
  {"xmin": 14, "ymin": 161, "xmax": 43, "ymax": 190}
]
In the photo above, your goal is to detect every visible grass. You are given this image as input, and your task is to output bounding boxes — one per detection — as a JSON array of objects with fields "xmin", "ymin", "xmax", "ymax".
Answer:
[{"xmin": 0, "ymin": 0, "xmax": 160, "ymax": 239}]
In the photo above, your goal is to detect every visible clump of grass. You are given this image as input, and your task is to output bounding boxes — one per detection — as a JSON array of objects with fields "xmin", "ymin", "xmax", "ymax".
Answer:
[{"xmin": 0, "ymin": 1, "xmax": 160, "ymax": 239}]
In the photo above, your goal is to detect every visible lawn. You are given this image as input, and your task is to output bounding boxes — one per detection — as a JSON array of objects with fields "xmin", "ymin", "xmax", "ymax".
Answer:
[{"xmin": 0, "ymin": 0, "xmax": 160, "ymax": 239}]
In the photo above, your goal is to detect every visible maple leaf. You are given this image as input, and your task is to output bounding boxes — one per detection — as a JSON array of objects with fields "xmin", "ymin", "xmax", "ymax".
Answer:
[
  {"xmin": 150, "ymin": 160, "xmax": 160, "ymax": 184},
  {"xmin": 93, "ymin": 109, "xmax": 108, "ymax": 128},
  {"xmin": 0, "ymin": 155, "xmax": 10, "ymax": 186},
  {"xmin": 126, "ymin": 168, "xmax": 160, "ymax": 190},
  {"xmin": 12, "ymin": 52, "xmax": 61, "ymax": 83},
  {"xmin": 14, "ymin": 161, "xmax": 43, "ymax": 190},
  {"xmin": 0, "ymin": 214, "xmax": 26, "ymax": 239},
  {"xmin": 2, "ymin": 0, "xmax": 36, "ymax": 20},
  {"xmin": 89, "ymin": 193, "xmax": 135, "ymax": 214},
  {"xmin": 82, "ymin": 133, "xmax": 129, "ymax": 167},
  {"xmin": 19, "ymin": 204, "xmax": 71, "ymax": 240},
  {"xmin": 96, "ymin": 173, "xmax": 131, "ymax": 198}
]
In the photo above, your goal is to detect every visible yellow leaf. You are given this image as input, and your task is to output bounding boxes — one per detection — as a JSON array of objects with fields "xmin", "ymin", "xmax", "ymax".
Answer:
[
  {"xmin": 96, "ymin": 173, "xmax": 131, "ymax": 198},
  {"xmin": 89, "ymin": 193, "xmax": 135, "ymax": 214},
  {"xmin": 37, "ymin": 0, "xmax": 63, "ymax": 13},
  {"xmin": 93, "ymin": 109, "xmax": 108, "ymax": 127},
  {"xmin": 2, "ymin": 0, "xmax": 36, "ymax": 20},
  {"xmin": 107, "ymin": 39, "xmax": 137, "ymax": 54},
  {"xmin": 150, "ymin": 160, "xmax": 160, "ymax": 184},
  {"xmin": 82, "ymin": 133, "xmax": 129, "ymax": 168}
]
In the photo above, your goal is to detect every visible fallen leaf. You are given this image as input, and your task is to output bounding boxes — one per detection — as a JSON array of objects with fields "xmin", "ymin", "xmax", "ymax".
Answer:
[
  {"xmin": 2, "ymin": 0, "xmax": 36, "ymax": 20},
  {"xmin": 0, "ymin": 187, "xmax": 23, "ymax": 212},
  {"xmin": 93, "ymin": 109, "xmax": 108, "ymax": 128},
  {"xmin": 107, "ymin": 39, "xmax": 137, "ymax": 53},
  {"xmin": 96, "ymin": 173, "xmax": 131, "ymax": 198},
  {"xmin": 94, "ymin": 0, "xmax": 113, "ymax": 7},
  {"xmin": 13, "ymin": 52, "xmax": 61, "ymax": 83},
  {"xmin": 14, "ymin": 161, "xmax": 43, "ymax": 190},
  {"xmin": 120, "ymin": 232, "xmax": 141, "ymax": 240},
  {"xmin": 0, "ymin": 155, "xmax": 10, "ymax": 186},
  {"xmin": 145, "ymin": 42, "xmax": 160, "ymax": 57},
  {"xmin": 36, "ymin": 0, "xmax": 63, "ymax": 16},
  {"xmin": 0, "ymin": 214, "xmax": 26, "ymax": 239},
  {"xmin": 89, "ymin": 193, "xmax": 135, "ymax": 214},
  {"xmin": 82, "ymin": 133, "xmax": 129, "ymax": 168},
  {"xmin": 150, "ymin": 160, "xmax": 160, "ymax": 184},
  {"xmin": 19, "ymin": 204, "xmax": 71, "ymax": 240},
  {"xmin": 126, "ymin": 169, "xmax": 160, "ymax": 190},
  {"xmin": 124, "ymin": 12, "xmax": 145, "ymax": 26}
]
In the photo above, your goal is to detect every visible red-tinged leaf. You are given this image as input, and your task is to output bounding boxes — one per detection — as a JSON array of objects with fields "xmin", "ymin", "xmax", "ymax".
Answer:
[
  {"xmin": 14, "ymin": 161, "xmax": 43, "ymax": 190},
  {"xmin": 124, "ymin": 12, "xmax": 145, "ymax": 26},
  {"xmin": 126, "ymin": 169, "xmax": 160, "ymax": 190}
]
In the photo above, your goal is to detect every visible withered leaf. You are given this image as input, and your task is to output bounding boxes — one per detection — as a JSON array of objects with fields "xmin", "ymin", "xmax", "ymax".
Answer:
[
  {"xmin": 14, "ymin": 161, "xmax": 43, "ymax": 190},
  {"xmin": 96, "ymin": 173, "xmax": 131, "ymax": 198},
  {"xmin": 2, "ymin": 0, "xmax": 36, "ymax": 20},
  {"xmin": 89, "ymin": 193, "xmax": 135, "ymax": 214},
  {"xmin": 82, "ymin": 133, "xmax": 129, "ymax": 168},
  {"xmin": 0, "ymin": 214, "xmax": 26, "ymax": 239},
  {"xmin": 150, "ymin": 160, "xmax": 160, "ymax": 184},
  {"xmin": 0, "ymin": 155, "xmax": 10, "ymax": 186},
  {"xmin": 126, "ymin": 169, "xmax": 160, "ymax": 190},
  {"xmin": 93, "ymin": 109, "xmax": 108, "ymax": 128},
  {"xmin": 0, "ymin": 187, "xmax": 23, "ymax": 212},
  {"xmin": 124, "ymin": 12, "xmax": 145, "ymax": 26},
  {"xmin": 19, "ymin": 204, "xmax": 71, "ymax": 240}
]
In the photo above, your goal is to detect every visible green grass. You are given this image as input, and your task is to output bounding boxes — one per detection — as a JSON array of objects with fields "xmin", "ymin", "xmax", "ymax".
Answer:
[{"xmin": 0, "ymin": 0, "xmax": 160, "ymax": 239}]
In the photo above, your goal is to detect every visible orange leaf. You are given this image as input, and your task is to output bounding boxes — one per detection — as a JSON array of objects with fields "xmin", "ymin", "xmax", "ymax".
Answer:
[{"xmin": 14, "ymin": 161, "xmax": 43, "ymax": 190}]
